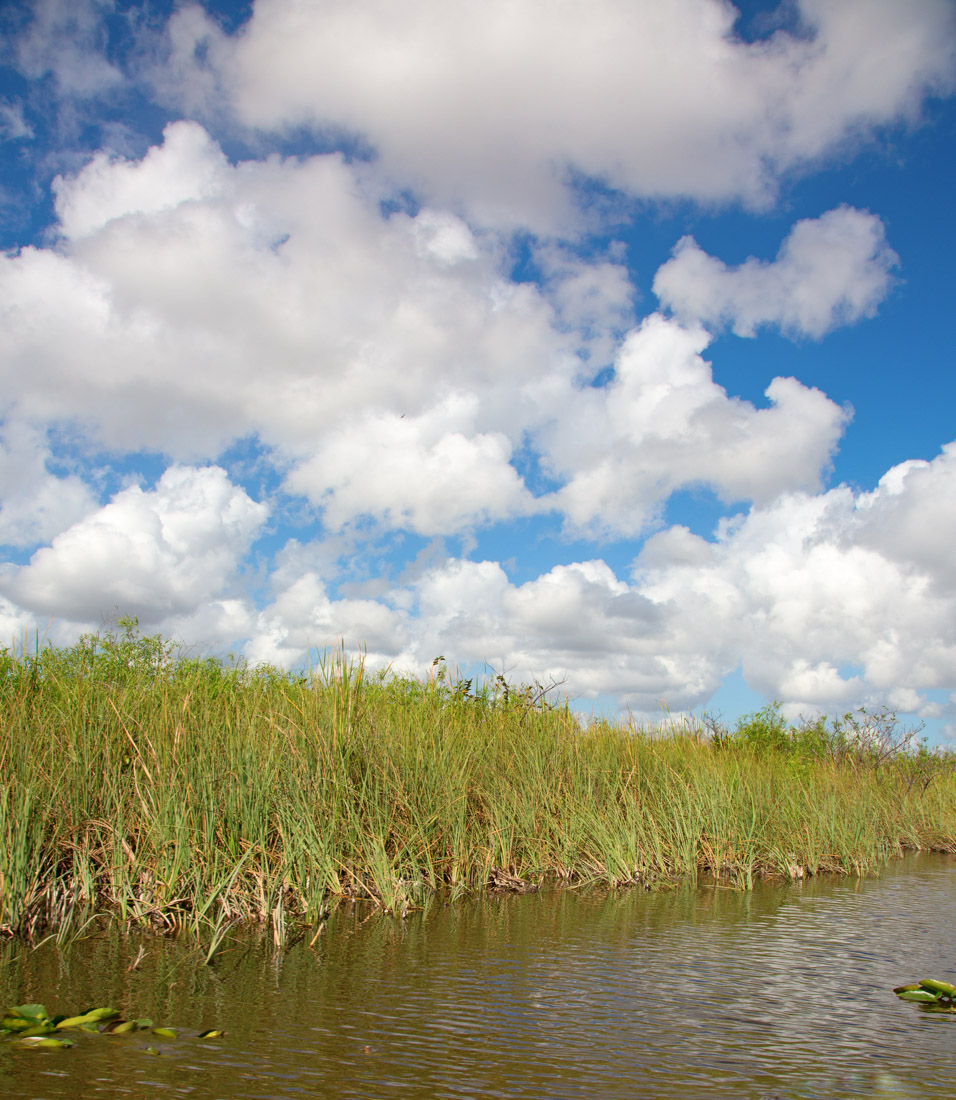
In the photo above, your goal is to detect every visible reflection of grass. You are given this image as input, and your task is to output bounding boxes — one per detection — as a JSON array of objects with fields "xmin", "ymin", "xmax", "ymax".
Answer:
[{"xmin": 2, "ymin": 622, "xmax": 955, "ymax": 942}]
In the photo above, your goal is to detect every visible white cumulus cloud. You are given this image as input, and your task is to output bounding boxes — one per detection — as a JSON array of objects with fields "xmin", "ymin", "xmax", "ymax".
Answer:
[
  {"xmin": 247, "ymin": 571, "xmax": 410, "ymax": 670},
  {"xmin": 285, "ymin": 398, "xmax": 538, "ymax": 536},
  {"xmin": 540, "ymin": 315, "xmax": 849, "ymax": 536},
  {"xmin": 850, "ymin": 443, "xmax": 956, "ymax": 589},
  {"xmin": 633, "ymin": 455, "xmax": 956, "ymax": 717},
  {"xmin": 155, "ymin": 0, "xmax": 956, "ymax": 229},
  {"xmin": 2, "ymin": 465, "xmax": 267, "ymax": 625},
  {"xmin": 0, "ymin": 1, "xmax": 950, "ymax": 733},
  {"xmin": 652, "ymin": 206, "xmax": 899, "ymax": 338},
  {"xmin": 242, "ymin": 440, "xmax": 956, "ymax": 720},
  {"xmin": 53, "ymin": 120, "xmax": 229, "ymax": 240},
  {"xmin": 0, "ymin": 423, "xmax": 96, "ymax": 548},
  {"xmin": 0, "ymin": 123, "xmax": 591, "ymax": 528}
]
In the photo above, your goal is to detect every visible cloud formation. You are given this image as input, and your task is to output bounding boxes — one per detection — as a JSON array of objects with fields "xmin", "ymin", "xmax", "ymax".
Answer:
[
  {"xmin": 155, "ymin": 0, "xmax": 956, "ymax": 228},
  {"xmin": 2, "ymin": 465, "xmax": 266, "ymax": 624},
  {"xmin": 653, "ymin": 207, "xmax": 900, "ymax": 338},
  {"xmin": 11, "ymin": 0, "xmax": 123, "ymax": 98},
  {"xmin": 285, "ymin": 399, "xmax": 538, "ymax": 536},
  {"xmin": 0, "ymin": 423, "xmax": 95, "ymax": 548},
  {"xmin": 406, "ymin": 447, "xmax": 956, "ymax": 717},
  {"xmin": 0, "ymin": 0, "xmax": 952, "ymax": 736},
  {"xmin": 543, "ymin": 316, "xmax": 849, "ymax": 536},
  {"xmin": 0, "ymin": 123, "xmax": 586, "ymax": 497},
  {"xmin": 3, "ymin": 122, "xmax": 854, "ymax": 543},
  {"xmin": 243, "ymin": 441, "xmax": 956, "ymax": 721}
]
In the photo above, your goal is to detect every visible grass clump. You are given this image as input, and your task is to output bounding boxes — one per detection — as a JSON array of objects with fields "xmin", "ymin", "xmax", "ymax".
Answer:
[{"xmin": 2, "ymin": 621, "xmax": 955, "ymax": 943}]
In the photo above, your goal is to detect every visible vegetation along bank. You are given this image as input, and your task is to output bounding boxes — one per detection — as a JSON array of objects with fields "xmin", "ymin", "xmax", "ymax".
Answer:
[{"xmin": 2, "ymin": 622, "xmax": 954, "ymax": 946}]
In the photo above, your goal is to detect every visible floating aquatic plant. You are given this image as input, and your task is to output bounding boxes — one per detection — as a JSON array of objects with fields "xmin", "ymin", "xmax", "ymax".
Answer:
[
  {"xmin": 893, "ymin": 979, "xmax": 956, "ymax": 1012},
  {"xmin": 0, "ymin": 1002, "xmax": 220, "ymax": 1050}
]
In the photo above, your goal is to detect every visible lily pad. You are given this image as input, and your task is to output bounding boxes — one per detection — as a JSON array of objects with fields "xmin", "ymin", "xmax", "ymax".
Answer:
[
  {"xmin": 919, "ymin": 979, "xmax": 956, "ymax": 999},
  {"xmin": 897, "ymin": 990, "xmax": 940, "ymax": 1003},
  {"xmin": 895, "ymin": 978, "xmax": 956, "ymax": 1008},
  {"xmin": 103, "ymin": 1019, "xmax": 139, "ymax": 1035},
  {"xmin": 17, "ymin": 1036, "xmax": 74, "ymax": 1050},
  {"xmin": 6, "ymin": 1004, "xmax": 50, "ymax": 1021},
  {"xmin": 17, "ymin": 1023, "xmax": 56, "ymax": 1037},
  {"xmin": 55, "ymin": 1013, "xmax": 98, "ymax": 1030},
  {"xmin": 2, "ymin": 1001, "xmax": 182, "ymax": 1049},
  {"xmin": 2, "ymin": 1005, "xmax": 51, "ymax": 1033}
]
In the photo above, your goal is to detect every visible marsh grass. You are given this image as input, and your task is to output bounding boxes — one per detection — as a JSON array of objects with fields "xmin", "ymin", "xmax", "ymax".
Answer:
[{"xmin": 2, "ymin": 622, "xmax": 955, "ymax": 942}]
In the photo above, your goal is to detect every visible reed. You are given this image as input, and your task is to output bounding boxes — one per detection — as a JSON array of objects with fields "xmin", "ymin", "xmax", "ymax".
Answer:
[{"xmin": 2, "ymin": 623, "xmax": 954, "ymax": 941}]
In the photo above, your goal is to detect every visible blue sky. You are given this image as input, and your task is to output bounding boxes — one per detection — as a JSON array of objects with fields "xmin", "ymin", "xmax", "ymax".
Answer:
[{"xmin": 1, "ymin": 0, "xmax": 955, "ymax": 739}]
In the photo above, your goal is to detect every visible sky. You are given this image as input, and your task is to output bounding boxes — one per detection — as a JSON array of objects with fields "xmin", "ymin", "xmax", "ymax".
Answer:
[{"xmin": 1, "ymin": 0, "xmax": 955, "ymax": 739}]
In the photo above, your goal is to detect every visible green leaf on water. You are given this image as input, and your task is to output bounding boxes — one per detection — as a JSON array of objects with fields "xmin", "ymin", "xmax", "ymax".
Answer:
[
  {"xmin": 18, "ymin": 1024, "xmax": 56, "ymax": 1037},
  {"xmin": 897, "ymin": 990, "xmax": 940, "ymax": 1003},
  {"xmin": 919, "ymin": 979, "xmax": 956, "ymax": 998},
  {"xmin": 55, "ymin": 1013, "xmax": 101, "ymax": 1030},
  {"xmin": 104, "ymin": 1019, "xmax": 139, "ymax": 1035},
  {"xmin": 2, "ymin": 1018, "xmax": 35, "ymax": 1032},
  {"xmin": 3, "ymin": 1002, "xmax": 183, "ymax": 1047},
  {"xmin": 143, "ymin": 1046, "xmax": 161, "ymax": 1055},
  {"xmin": 6, "ymin": 1004, "xmax": 50, "ymax": 1022},
  {"xmin": 17, "ymin": 1036, "xmax": 74, "ymax": 1050},
  {"xmin": 893, "ymin": 984, "xmax": 921, "ymax": 995},
  {"xmin": 198, "ymin": 1029, "xmax": 224, "ymax": 1039}
]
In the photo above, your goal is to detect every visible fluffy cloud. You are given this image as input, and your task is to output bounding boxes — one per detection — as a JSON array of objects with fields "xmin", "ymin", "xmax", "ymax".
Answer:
[
  {"xmin": 0, "ymin": 423, "xmax": 96, "ymax": 548},
  {"xmin": 245, "ymin": 555, "xmax": 691, "ymax": 708},
  {"xmin": 541, "ymin": 315, "xmax": 849, "ymax": 536},
  {"xmin": 652, "ymin": 206, "xmax": 899, "ymax": 338},
  {"xmin": 2, "ymin": 465, "xmax": 267, "ymax": 624},
  {"xmin": 247, "ymin": 571, "xmax": 410, "ymax": 669},
  {"xmin": 406, "ymin": 558, "xmax": 682, "ymax": 703},
  {"xmin": 0, "ymin": 0, "xmax": 948, "ymax": 731},
  {"xmin": 0, "ymin": 123, "xmax": 586, "ymax": 523},
  {"xmin": 156, "ymin": 0, "xmax": 956, "ymax": 228},
  {"xmin": 632, "ymin": 453, "xmax": 956, "ymax": 717},
  {"xmin": 0, "ymin": 117, "xmax": 854, "ymax": 543},
  {"xmin": 422, "ymin": 447, "xmax": 955, "ymax": 716},
  {"xmin": 246, "ymin": 442, "xmax": 956, "ymax": 719},
  {"xmin": 850, "ymin": 443, "xmax": 956, "ymax": 589},
  {"xmin": 52, "ymin": 119, "xmax": 229, "ymax": 240},
  {"xmin": 3, "ymin": 441, "xmax": 954, "ymax": 724},
  {"xmin": 12, "ymin": 0, "xmax": 124, "ymax": 98},
  {"xmin": 7, "ymin": 123, "xmax": 857, "ymax": 542},
  {"xmin": 285, "ymin": 397, "xmax": 538, "ymax": 535},
  {"xmin": 0, "ymin": 594, "xmax": 35, "ymax": 648},
  {"xmin": 532, "ymin": 243, "xmax": 636, "ymax": 371}
]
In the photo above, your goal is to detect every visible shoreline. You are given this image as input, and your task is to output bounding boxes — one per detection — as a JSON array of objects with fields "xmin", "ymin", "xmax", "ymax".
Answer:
[{"xmin": 3, "ymin": 628, "xmax": 955, "ymax": 944}]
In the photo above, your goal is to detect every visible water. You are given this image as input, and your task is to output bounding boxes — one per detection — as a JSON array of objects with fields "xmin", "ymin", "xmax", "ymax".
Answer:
[{"xmin": 2, "ymin": 854, "xmax": 955, "ymax": 1098}]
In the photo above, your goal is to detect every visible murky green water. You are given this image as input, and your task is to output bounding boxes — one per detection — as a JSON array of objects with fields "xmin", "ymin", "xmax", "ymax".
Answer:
[{"xmin": 3, "ymin": 854, "xmax": 956, "ymax": 1099}]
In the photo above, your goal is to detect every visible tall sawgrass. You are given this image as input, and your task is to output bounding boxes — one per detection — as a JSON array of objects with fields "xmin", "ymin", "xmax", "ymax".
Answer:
[{"xmin": 2, "ymin": 622, "xmax": 954, "ymax": 942}]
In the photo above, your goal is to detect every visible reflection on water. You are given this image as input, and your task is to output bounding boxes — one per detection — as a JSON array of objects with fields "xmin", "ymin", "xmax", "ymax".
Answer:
[{"xmin": 2, "ymin": 854, "xmax": 955, "ymax": 1099}]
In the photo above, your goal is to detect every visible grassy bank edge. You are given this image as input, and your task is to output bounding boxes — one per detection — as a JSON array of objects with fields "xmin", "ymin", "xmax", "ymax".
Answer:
[{"xmin": 2, "ymin": 624, "xmax": 954, "ymax": 946}]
